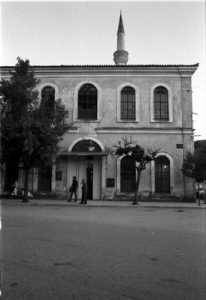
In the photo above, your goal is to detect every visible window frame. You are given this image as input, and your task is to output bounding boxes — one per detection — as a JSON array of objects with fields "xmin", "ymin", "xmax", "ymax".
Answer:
[
  {"xmin": 41, "ymin": 86, "xmax": 55, "ymax": 110},
  {"xmin": 120, "ymin": 86, "xmax": 136, "ymax": 120},
  {"xmin": 117, "ymin": 83, "xmax": 140, "ymax": 123},
  {"xmin": 154, "ymin": 86, "xmax": 169, "ymax": 121},
  {"xmin": 77, "ymin": 83, "xmax": 98, "ymax": 120},
  {"xmin": 39, "ymin": 83, "xmax": 59, "ymax": 98},
  {"xmin": 73, "ymin": 81, "xmax": 102, "ymax": 123},
  {"xmin": 150, "ymin": 83, "xmax": 173, "ymax": 123},
  {"xmin": 151, "ymin": 152, "xmax": 174, "ymax": 195}
]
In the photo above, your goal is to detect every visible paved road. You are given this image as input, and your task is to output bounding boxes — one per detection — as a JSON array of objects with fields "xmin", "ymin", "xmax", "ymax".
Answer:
[{"xmin": 1, "ymin": 205, "xmax": 206, "ymax": 300}]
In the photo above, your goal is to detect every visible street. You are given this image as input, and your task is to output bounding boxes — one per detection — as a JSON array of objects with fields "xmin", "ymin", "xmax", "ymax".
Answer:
[{"xmin": 1, "ymin": 204, "xmax": 206, "ymax": 300}]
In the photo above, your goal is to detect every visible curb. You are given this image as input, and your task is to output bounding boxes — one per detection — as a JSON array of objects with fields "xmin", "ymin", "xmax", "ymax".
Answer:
[{"xmin": 1, "ymin": 199, "xmax": 206, "ymax": 209}]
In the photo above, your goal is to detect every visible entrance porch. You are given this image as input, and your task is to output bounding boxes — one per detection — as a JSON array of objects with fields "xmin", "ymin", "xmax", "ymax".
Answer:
[{"xmin": 59, "ymin": 152, "xmax": 107, "ymax": 200}]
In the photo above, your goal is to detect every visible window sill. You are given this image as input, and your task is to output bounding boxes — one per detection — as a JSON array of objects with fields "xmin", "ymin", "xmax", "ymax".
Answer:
[
  {"xmin": 150, "ymin": 120, "xmax": 172, "ymax": 123},
  {"xmin": 73, "ymin": 119, "xmax": 100, "ymax": 123},
  {"xmin": 117, "ymin": 120, "xmax": 139, "ymax": 123}
]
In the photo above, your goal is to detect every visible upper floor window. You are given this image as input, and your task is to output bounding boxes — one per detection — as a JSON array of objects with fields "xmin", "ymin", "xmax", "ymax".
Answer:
[
  {"xmin": 121, "ymin": 86, "xmax": 135, "ymax": 120},
  {"xmin": 41, "ymin": 86, "xmax": 55, "ymax": 108},
  {"xmin": 78, "ymin": 84, "xmax": 97, "ymax": 120},
  {"xmin": 154, "ymin": 86, "xmax": 169, "ymax": 121},
  {"xmin": 41, "ymin": 86, "xmax": 55, "ymax": 118}
]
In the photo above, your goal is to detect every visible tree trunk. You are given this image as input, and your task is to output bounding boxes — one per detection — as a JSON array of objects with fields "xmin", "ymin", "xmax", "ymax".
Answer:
[
  {"xmin": 133, "ymin": 169, "xmax": 142, "ymax": 205},
  {"xmin": 197, "ymin": 182, "xmax": 201, "ymax": 206},
  {"xmin": 22, "ymin": 167, "xmax": 30, "ymax": 203}
]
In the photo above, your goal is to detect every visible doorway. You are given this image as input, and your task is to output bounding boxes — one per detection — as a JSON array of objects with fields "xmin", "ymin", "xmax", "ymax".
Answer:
[
  {"xmin": 86, "ymin": 158, "xmax": 93, "ymax": 199},
  {"xmin": 155, "ymin": 156, "xmax": 170, "ymax": 193},
  {"xmin": 120, "ymin": 156, "xmax": 136, "ymax": 192}
]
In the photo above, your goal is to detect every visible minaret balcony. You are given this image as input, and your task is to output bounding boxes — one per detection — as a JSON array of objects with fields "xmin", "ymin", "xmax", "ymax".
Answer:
[{"xmin": 113, "ymin": 50, "xmax": 129, "ymax": 65}]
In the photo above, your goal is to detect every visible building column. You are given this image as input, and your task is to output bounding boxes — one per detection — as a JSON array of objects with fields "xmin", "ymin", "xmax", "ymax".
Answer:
[
  {"xmin": 101, "ymin": 156, "xmax": 106, "ymax": 199},
  {"xmin": 116, "ymin": 156, "xmax": 121, "ymax": 194}
]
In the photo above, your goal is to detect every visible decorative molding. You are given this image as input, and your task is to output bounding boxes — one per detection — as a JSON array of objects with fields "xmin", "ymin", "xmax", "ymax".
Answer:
[
  {"xmin": 68, "ymin": 136, "xmax": 105, "ymax": 152},
  {"xmin": 0, "ymin": 64, "xmax": 198, "ymax": 79},
  {"xmin": 96, "ymin": 128, "xmax": 193, "ymax": 134},
  {"xmin": 30, "ymin": 74, "xmax": 197, "ymax": 79},
  {"xmin": 37, "ymin": 82, "xmax": 59, "ymax": 99}
]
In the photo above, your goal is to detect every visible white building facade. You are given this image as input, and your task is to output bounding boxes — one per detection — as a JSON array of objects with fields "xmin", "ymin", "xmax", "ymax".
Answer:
[{"xmin": 0, "ymin": 14, "xmax": 198, "ymax": 200}]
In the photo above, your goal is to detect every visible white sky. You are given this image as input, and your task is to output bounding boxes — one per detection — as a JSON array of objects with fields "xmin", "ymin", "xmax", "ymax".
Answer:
[{"xmin": 1, "ymin": 0, "xmax": 205, "ymax": 139}]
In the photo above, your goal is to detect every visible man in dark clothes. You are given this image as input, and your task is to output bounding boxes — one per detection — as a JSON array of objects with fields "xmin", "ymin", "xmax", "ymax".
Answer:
[
  {"xmin": 68, "ymin": 176, "xmax": 78, "ymax": 202},
  {"xmin": 80, "ymin": 179, "xmax": 87, "ymax": 204}
]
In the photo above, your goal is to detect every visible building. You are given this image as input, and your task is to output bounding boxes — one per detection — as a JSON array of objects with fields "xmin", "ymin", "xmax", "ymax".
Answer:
[{"xmin": 1, "ymin": 13, "xmax": 198, "ymax": 200}]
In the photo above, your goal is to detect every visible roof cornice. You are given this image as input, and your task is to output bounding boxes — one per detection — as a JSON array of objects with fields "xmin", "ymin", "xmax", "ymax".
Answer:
[{"xmin": 0, "ymin": 64, "xmax": 199, "ymax": 77}]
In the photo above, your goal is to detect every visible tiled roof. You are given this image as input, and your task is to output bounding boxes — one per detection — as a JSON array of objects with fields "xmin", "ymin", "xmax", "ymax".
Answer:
[{"xmin": 0, "ymin": 64, "xmax": 199, "ymax": 68}]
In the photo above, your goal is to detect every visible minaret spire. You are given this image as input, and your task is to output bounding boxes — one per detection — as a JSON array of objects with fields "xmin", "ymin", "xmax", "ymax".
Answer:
[
  {"xmin": 113, "ymin": 11, "xmax": 129, "ymax": 65},
  {"xmin": 117, "ymin": 11, "xmax": 125, "ymax": 35}
]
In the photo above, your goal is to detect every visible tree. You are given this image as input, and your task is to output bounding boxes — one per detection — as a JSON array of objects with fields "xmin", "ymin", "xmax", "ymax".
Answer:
[
  {"xmin": 115, "ymin": 137, "xmax": 159, "ymax": 205},
  {"xmin": 182, "ymin": 140, "xmax": 206, "ymax": 200},
  {"xmin": 1, "ymin": 57, "xmax": 40, "ymax": 191},
  {"xmin": 0, "ymin": 57, "xmax": 69, "ymax": 202}
]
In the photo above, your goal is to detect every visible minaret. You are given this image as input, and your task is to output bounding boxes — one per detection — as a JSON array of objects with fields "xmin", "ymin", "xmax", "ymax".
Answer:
[{"xmin": 113, "ymin": 12, "xmax": 129, "ymax": 65}]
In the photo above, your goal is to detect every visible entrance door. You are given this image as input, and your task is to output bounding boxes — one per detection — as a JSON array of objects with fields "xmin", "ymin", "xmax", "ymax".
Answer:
[
  {"xmin": 155, "ymin": 156, "xmax": 170, "ymax": 193},
  {"xmin": 86, "ymin": 159, "xmax": 93, "ymax": 199},
  {"xmin": 121, "ymin": 156, "xmax": 136, "ymax": 193}
]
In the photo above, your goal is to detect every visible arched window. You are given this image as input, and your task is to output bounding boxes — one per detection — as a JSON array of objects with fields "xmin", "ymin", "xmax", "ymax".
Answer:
[
  {"xmin": 71, "ymin": 139, "xmax": 102, "ymax": 152},
  {"xmin": 41, "ymin": 86, "xmax": 55, "ymax": 109},
  {"xmin": 154, "ymin": 86, "xmax": 169, "ymax": 121},
  {"xmin": 155, "ymin": 156, "xmax": 170, "ymax": 193},
  {"xmin": 121, "ymin": 86, "xmax": 135, "ymax": 120},
  {"xmin": 78, "ymin": 84, "xmax": 97, "ymax": 120},
  {"xmin": 121, "ymin": 156, "xmax": 136, "ymax": 193}
]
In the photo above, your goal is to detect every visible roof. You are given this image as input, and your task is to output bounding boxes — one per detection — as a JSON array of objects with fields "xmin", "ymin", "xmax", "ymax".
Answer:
[
  {"xmin": 0, "ymin": 64, "xmax": 199, "ymax": 68},
  {"xmin": 0, "ymin": 64, "xmax": 199, "ymax": 77}
]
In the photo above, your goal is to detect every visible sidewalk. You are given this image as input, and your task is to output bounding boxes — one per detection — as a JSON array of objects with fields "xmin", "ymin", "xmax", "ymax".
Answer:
[{"xmin": 1, "ymin": 198, "xmax": 206, "ymax": 208}]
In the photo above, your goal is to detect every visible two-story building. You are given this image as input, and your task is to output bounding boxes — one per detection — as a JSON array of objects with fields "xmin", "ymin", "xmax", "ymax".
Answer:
[{"xmin": 1, "ymin": 13, "xmax": 198, "ymax": 200}]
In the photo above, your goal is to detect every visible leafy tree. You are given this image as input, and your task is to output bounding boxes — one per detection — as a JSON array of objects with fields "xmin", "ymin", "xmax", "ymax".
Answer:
[
  {"xmin": 115, "ymin": 137, "xmax": 159, "ymax": 205},
  {"xmin": 182, "ymin": 140, "xmax": 206, "ymax": 191},
  {"xmin": 1, "ymin": 57, "xmax": 40, "ymax": 190},
  {"xmin": 0, "ymin": 57, "xmax": 69, "ymax": 202}
]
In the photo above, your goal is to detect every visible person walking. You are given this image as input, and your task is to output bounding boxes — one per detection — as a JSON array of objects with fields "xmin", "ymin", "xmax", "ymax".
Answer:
[
  {"xmin": 80, "ymin": 179, "xmax": 87, "ymax": 204},
  {"xmin": 68, "ymin": 176, "xmax": 78, "ymax": 202}
]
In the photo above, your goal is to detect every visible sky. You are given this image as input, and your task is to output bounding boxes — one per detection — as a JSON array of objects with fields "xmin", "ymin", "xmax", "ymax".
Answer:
[{"xmin": 0, "ymin": 0, "xmax": 205, "ymax": 140}]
